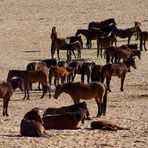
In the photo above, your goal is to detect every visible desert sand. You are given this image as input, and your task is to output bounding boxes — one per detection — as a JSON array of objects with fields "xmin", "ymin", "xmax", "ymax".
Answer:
[{"xmin": 0, "ymin": 0, "xmax": 148, "ymax": 147}]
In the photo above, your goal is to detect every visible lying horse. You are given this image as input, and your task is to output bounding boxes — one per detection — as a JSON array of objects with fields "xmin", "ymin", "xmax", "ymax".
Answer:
[
  {"xmin": 54, "ymin": 81, "xmax": 108, "ymax": 117},
  {"xmin": 101, "ymin": 57, "xmax": 137, "ymax": 92},
  {"xmin": 140, "ymin": 31, "xmax": 148, "ymax": 51},
  {"xmin": 7, "ymin": 70, "xmax": 49, "ymax": 99},
  {"xmin": 43, "ymin": 101, "xmax": 90, "ymax": 119},
  {"xmin": 0, "ymin": 78, "xmax": 24, "ymax": 116},
  {"xmin": 91, "ymin": 120, "xmax": 130, "ymax": 131},
  {"xmin": 43, "ymin": 109, "xmax": 86, "ymax": 129},
  {"xmin": 20, "ymin": 108, "xmax": 47, "ymax": 137}
]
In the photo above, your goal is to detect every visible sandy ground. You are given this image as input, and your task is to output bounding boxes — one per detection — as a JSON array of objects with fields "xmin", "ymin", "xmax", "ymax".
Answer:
[{"xmin": 0, "ymin": 0, "xmax": 148, "ymax": 147}]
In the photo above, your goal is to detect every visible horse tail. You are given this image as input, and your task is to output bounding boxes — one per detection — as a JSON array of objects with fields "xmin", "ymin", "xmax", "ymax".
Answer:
[
  {"xmin": 106, "ymin": 47, "xmax": 110, "ymax": 63},
  {"xmin": 140, "ymin": 32, "xmax": 143, "ymax": 51},
  {"xmin": 102, "ymin": 85, "xmax": 108, "ymax": 115}
]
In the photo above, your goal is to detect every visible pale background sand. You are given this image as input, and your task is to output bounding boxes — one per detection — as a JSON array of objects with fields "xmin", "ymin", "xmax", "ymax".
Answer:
[{"xmin": 0, "ymin": 0, "xmax": 148, "ymax": 147}]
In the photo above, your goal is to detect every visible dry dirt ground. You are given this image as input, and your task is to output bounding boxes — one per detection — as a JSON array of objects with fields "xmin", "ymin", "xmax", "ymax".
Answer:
[{"xmin": 0, "ymin": 0, "xmax": 148, "ymax": 147}]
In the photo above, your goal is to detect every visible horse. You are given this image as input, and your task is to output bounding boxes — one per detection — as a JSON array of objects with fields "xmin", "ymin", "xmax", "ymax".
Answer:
[
  {"xmin": 140, "ymin": 31, "xmax": 148, "ymax": 51},
  {"xmin": 106, "ymin": 44, "xmax": 140, "ymax": 63},
  {"xmin": 111, "ymin": 25, "xmax": 141, "ymax": 44},
  {"xmin": 26, "ymin": 61, "xmax": 49, "ymax": 90},
  {"xmin": 88, "ymin": 18, "xmax": 116, "ymax": 30},
  {"xmin": 51, "ymin": 36, "xmax": 83, "ymax": 59},
  {"xmin": 75, "ymin": 29, "xmax": 103, "ymax": 48},
  {"xmin": 101, "ymin": 57, "xmax": 137, "ymax": 92},
  {"xmin": 43, "ymin": 101, "xmax": 90, "ymax": 119},
  {"xmin": 48, "ymin": 66, "xmax": 70, "ymax": 87},
  {"xmin": 91, "ymin": 120, "xmax": 130, "ymax": 131},
  {"xmin": 60, "ymin": 40, "xmax": 82, "ymax": 59},
  {"xmin": 54, "ymin": 81, "xmax": 108, "ymax": 117},
  {"xmin": 91, "ymin": 64, "xmax": 102, "ymax": 82},
  {"xmin": 43, "ymin": 109, "xmax": 86, "ymax": 129},
  {"xmin": 0, "ymin": 78, "xmax": 24, "ymax": 116},
  {"xmin": 20, "ymin": 108, "xmax": 47, "ymax": 137},
  {"xmin": 97, "ymin": 34, "xmax": 117, "ymax": 58},
  {"xmin": 50, "ymin": 27, "xmax": 57, "ymax": 42},
  {"xmin": 7, "ymin": 70, "xmax": 50, "ymax": 99},
  {"xmin": 81, "ymin": 61, "xmax": 96, "ymax": 83},
  {"xmin": 114, "ymin": 49, "xmax": 141, "ymax": 62}
]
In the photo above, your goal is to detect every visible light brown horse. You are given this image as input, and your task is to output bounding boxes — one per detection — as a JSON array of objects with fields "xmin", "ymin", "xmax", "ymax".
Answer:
[
  {"xmin": 140, "ymin": 31, "xmax": 148, "ymax": 51},
  {"xmin": 97, "ymin": 34, "xmax": 117, "ymax": 58},
  {"xmin": 0, "ymin": 78, "xmax": 24, "ymax": 116},
  {"xmin": 49, "ymin": 66, "xmax": 70, "ymax": 87},
  {"xmin": 101, "ymin": 57, "xmax": 137, "ymax": 92},
  {"xmin": 54, "ymin": 81, "xmax": 108, "ymax": 117},
  {"xmin": 7, "ymin": 70, "xmax": 49, "ymax": 99}
]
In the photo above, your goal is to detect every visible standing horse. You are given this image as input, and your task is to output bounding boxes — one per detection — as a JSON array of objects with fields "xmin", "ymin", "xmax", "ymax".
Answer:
[
  {"xmin": 0, "ymin": 78, "xmax": 24, "ymax": 116},
  {"xmin": 50, "ymin": 27, "xmax": 57, "ymax": 42},
  {"xmin": 54, "ymin": 81, "xmax": 108, "ymax": 117},
  {"xmin": 140, "ymin": 31, "xmax": 148, "ymax": 51},
  {"xmin": 88, "ymin": 18, "xmax": 116, "ymax": 30},
  {"xmin": 112, "ymin": 25, "xmax": 141, "ymax": 44},
  {"xmin": 101, "ymin": 58, "xmax": 137, "ymax": 92},
  {"xmin": 75, "ymin": 29, "xmax": 102, "ymax": 48},
  {"xmin": 97, "ymin": 34, "xmax": 117, "ymax": 58},
  {"xmin": 7, "ymin": 70, "xmax": 49, "ymax": 99}
]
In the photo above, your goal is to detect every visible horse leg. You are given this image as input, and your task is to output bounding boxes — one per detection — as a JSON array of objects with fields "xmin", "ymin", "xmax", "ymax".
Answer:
[
  {"xmin": 95, "ymin": 98, "xmax": 101, "ymax": 117},
  {"xmin": 72, "ymin": 50, "xmax": 76, "ymax": 59},
  {"xmin": 106, "ymin": 77, "xmax": 111, "ymax": 92},
  {"xmin": 128, "ymin": 37, "xmax": 131, "ymax": 44},
  {"xmin": 41, "ymin": 84, "xmax": 47, "ymax": 99},
  {"xmin": 51, "ymin": 48, "xmax": 55, "ymax": 59},
  {"xmin": 81, "ymin": 73, "xmax": 85, "ymax": 83},
  {"xmin": 144, "ymin": 40, "xmax": 147, "ymax": 51},
  {"xmin": 120, "ymin": 74, "xmax": 126, "ymax": 91},
  {"xmin": 26, "ymin": 86, "xmax": 30, "ymax": 99},
  {"xmin": 57, "ymin": 49, "xmax": 60, "ymax": 60},
  {"xmin": 3, "ymin": 99, "xmax": 9, "ymax": 116},
  {"xmin": 87, "ymin": 74, "xmax": 90, "ymax": 83}
]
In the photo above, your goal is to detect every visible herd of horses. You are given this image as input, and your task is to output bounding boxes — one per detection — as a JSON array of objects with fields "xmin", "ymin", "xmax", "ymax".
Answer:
[{"xmin": 0, "ymin": 18, "xmax": 147, "ymax": 136}]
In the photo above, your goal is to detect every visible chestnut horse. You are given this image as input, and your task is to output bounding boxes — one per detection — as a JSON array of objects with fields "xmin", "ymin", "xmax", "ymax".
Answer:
[
  {"xmin": 54, "ymin": 81, "xmax": 108, "ymax": 117},
  {"xmin": 7, "ymin": 70, "xmax": 49, "ymax": 99},
  {"xmin": 0, "ymin": 78, "xmax": 24, "ymax": 116},
  {"xmin": 140, "ymin": 31, "xmax": 148, "ymax": 51},
  {"xmin": 101, "ymin": 57, "xmax": 137, "ymax": 92}
]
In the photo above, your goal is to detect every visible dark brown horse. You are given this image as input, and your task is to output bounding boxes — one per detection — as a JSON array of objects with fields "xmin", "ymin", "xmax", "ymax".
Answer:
[
  {"xmin": 54, "ymin": 81, "xmax": 108, "ymax": 117},
  {"xmin": 101, "ymin": 57, "xmax": 137, "ymax": 92},
  {"xmin": 7, "ymin": 70, "xmax": 49, "ymax": 99},
  {"xmin": 88, "ymin": 18, "xmax": 116, "ymax": 30},
  {"xmin": 43, "ymin": 101, "xmax": 90, "ymax": 119},
  {"xmin": 43, "ymin": 109, "xmax": 86, "ymax": 129},
  {"xmin": 97, "ymin": 34, "xmax": 117, "ymax": 58},
  {"xmin": 0, "ymin": 78, "xmax": 24, "ymax": 116},
  {"xmin": 140, "ymin": 31, "xmax": 148, "ymax": 51},
  {"xmin": 50, "ymin": 27, "xmax": 57, "ymax": 42},
  {"xmin": 91, "ymin": 64, "xmax": 102, "ymax": 82},
  {"xmin": 20, "ymin": 108, "xmax": 47, "ymax": 137},
  {"xmin": 111, "ymin": 25, "xmax": 141, "ymax": 44},
  {"xmin": 75, "ymin": 29, "xmax": 102, "ymax": 48}
]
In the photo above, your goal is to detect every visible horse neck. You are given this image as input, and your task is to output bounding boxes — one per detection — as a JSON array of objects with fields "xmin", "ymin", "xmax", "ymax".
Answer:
[{"xmin": 62, "ymin": 83, "xmax": 72, "ymax": 94}]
